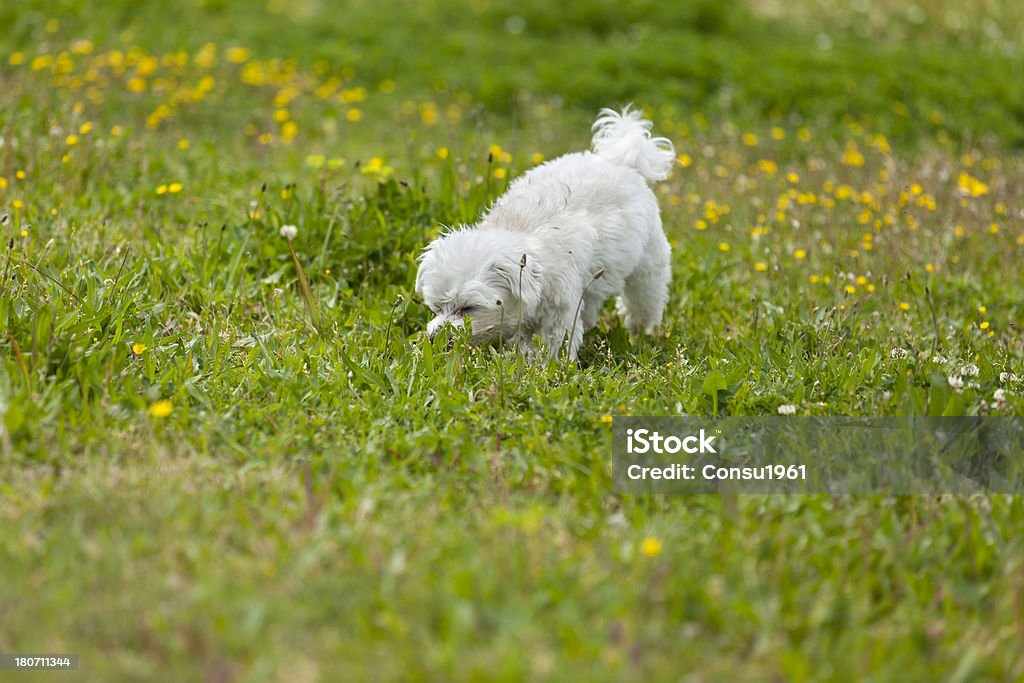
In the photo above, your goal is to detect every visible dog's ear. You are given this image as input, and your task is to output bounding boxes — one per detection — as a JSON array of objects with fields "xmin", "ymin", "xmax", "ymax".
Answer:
[
  {"xmin": 414, "ymin": 243, "xmax": 435, "ymax": 297},
  {"xmin": 487, "ymin": 252, "xmax": 543, "ymax": 312},
  {"xmin": 415, "ymin": 240, "xmax": 435, "ymax": 263}
]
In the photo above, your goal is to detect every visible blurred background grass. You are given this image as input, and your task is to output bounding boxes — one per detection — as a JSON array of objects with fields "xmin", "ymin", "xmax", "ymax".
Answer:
[{"xmin": 4, "ymin": 0, "xmax": 1024, "ymax": 146}]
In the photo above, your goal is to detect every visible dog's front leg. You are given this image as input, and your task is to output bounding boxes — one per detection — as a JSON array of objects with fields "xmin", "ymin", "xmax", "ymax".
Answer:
[{"xmin": 536, "ymin": 307, "xmax": 584, "ymax": 361}]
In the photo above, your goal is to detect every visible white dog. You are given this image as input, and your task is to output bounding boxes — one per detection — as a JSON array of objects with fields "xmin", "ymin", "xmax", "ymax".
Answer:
[{"xmin": 415, "ymin": 106, "xmax": 675, "ymax": 359}]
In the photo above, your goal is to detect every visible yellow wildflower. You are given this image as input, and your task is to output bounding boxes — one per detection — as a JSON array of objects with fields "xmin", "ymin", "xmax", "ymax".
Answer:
[
  {"xmin": 640, "ymin": 537, "xmax": 663, "ymax": 558},
  {"xmin": 225, "ymin": 47, "xmax": 250, "ymax": 63},
  {"xmin": 957, "ymin": 172, "xmax": 988, "ymax": 197},
  {"xmin": 149, "ymin": 400, "xmax": 173, "ymax": 418},
  {"xmin": 281, "ymin": 121, "xmax": 298, "ymax": 142},
  {"xmin": 842, "ymin": 141, "xmax": 865, "ymax": 167},
  {"xmin": 420, "ymin": 103, "xmax": 439, "ymax": 126},
  {"xmin": 360, "ymin": 157, "xmax": 393, "ymax": 177}
]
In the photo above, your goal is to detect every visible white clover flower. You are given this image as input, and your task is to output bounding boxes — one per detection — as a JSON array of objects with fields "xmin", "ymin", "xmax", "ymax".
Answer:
[
  {"xmin": 947, "ymin": 375, "xmax": 964, "ymax": 390},
  {"xmin": 999, "ymin": 372, "xmax": 1018, "ymax": 384},
  {"xmin": 777, "ymin": 404, "xmax": 797, "ymax": 415},
  {"xmin": 958, "ymin": 363, "xmax": 979, "ymax": 377},
  {"xmin": 890, "ymin": 347, "xmax": 909, "ymax": 359},
  {"xmin": 279, "ymin": 224, "xmax": 298, "ymax": 240},
  {"xmin": 993, "ymin": 388, "xmax": 1007, "ymax": 403},
  {"xmin": 930, "ymin": 354, "xmax": 947, "ymax": 364}
]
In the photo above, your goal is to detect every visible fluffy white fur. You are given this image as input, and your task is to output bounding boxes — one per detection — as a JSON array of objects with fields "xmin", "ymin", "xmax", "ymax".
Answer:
[{"xmin": 415, "ymin": 105, "xmax": 675, "ymax": 359}]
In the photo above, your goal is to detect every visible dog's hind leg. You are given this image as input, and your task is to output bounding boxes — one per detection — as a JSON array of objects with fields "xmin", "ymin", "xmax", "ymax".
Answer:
[
  {"xmin": 616, "ymin": 232, "xmax": 671, "ymax": 334},
  {"xmin": 580, "ymin": 290, "xmax": 603, "ymax": 332}
]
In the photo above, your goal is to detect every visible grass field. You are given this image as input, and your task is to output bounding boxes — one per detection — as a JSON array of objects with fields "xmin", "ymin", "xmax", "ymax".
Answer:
[{"xmin": 2, "ymin": 0, "xmax": 1024, "ymax": 680}]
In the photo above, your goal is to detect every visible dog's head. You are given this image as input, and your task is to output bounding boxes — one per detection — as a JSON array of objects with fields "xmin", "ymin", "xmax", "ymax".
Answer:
[{"xmin": 415, "ymin": 229, "xmax": 543, "ymax": 345}]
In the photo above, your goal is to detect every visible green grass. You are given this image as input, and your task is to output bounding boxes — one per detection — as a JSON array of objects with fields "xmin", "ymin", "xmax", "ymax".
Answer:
[{"xmin": 2, "ymin": 1, "xmax": 1024, "ymax": 680}]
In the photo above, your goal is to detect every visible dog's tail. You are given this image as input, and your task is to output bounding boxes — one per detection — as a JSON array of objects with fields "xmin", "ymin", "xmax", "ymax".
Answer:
[{"xmin": 591, "ymin": 105, "xmax": 675, "ymax": 183}]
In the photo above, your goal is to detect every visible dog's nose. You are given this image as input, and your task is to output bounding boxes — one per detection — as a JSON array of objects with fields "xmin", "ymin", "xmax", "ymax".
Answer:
[
  {"xmin": 428, "ymin": 324, "xmax": 456, "ymax": 349},
  {"xmin": 428, "ymin": 319, "xmax": 445, "ymax": 342}
]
